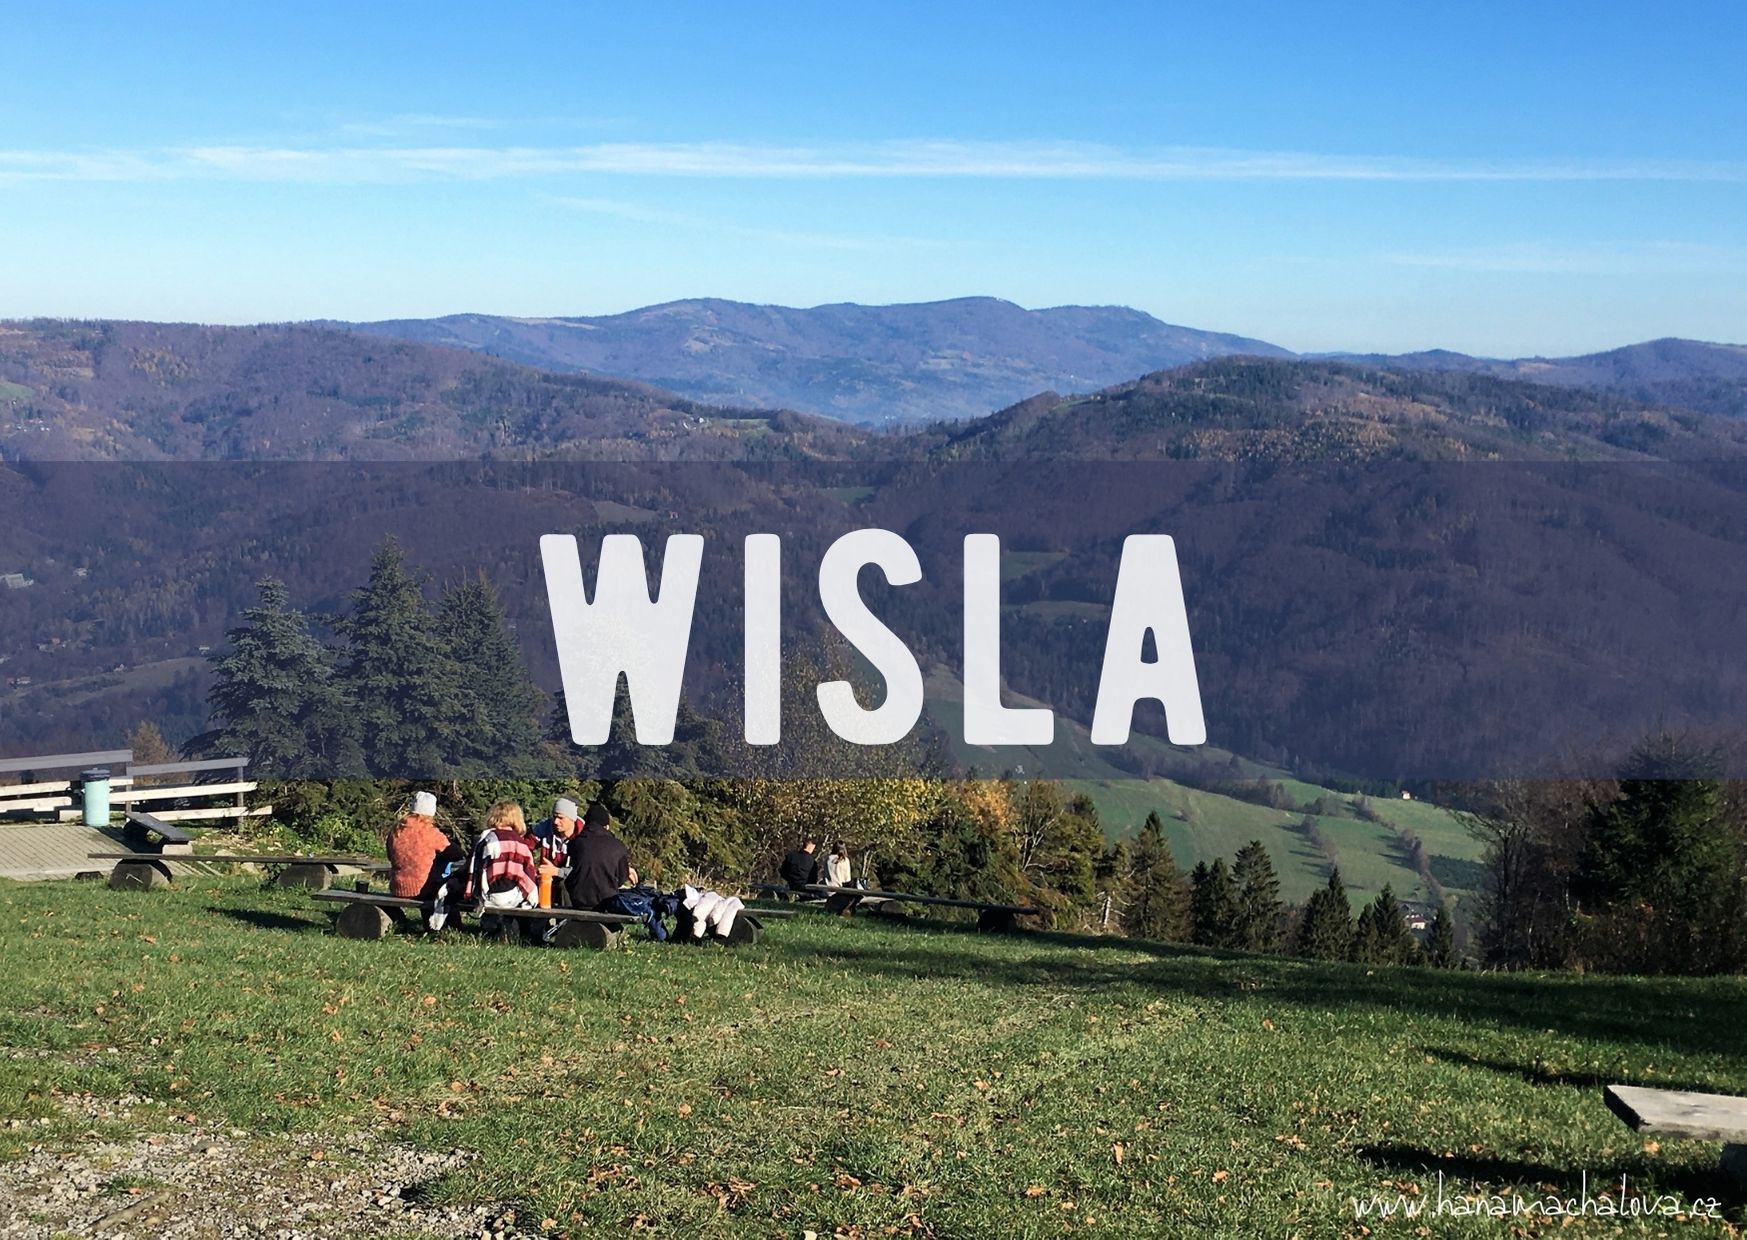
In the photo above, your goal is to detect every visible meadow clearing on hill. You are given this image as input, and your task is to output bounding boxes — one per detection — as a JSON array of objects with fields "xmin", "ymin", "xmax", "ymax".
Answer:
[{"xmin": 2, "ymin": 876, "xmax": 1743, "ymax": 1237}]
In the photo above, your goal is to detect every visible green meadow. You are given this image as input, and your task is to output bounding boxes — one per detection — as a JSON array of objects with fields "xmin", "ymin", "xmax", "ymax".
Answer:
[
  {"xmin": 3, "ymin": 876, "xmax": 1742, "ymax": 1237},
  {"xmin": 929, "ymin": 682, "xmax": 1485, "ymax": 911}
]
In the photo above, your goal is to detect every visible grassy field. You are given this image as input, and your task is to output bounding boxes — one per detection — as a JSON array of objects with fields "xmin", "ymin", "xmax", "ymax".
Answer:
[
  {"xmin": 927, "ymin": 678, "xmax": 1486, "ymax": 913},
  {"xmin": 4, "ymin": 876, "xmax": 1744, "ymax": 1236}
]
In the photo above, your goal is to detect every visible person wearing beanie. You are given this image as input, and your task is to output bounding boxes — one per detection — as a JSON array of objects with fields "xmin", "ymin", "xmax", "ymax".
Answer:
[
  {"xmin": 386, "ymin": 790, "xmax": 463, "ymax": 902},
  {"xmin": 530, "ymin": 796, "xmax": 581, "ymax": 877},
  {"xmin": 562, "ymin": 801, "xmax": 639, "ymax": 911}
]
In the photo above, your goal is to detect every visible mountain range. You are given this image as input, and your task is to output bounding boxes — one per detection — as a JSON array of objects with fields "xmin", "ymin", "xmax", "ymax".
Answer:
[
  {"xmin": 7, "ymin": 319, "xmax": 1747, "ymax": 464},
  {"xmin": 329, "ymin": 297, "xmax": 1747, "ymax": 425},
  {"xmin": 4, "ymin": 318, "xmax": 1747, "ymax": 799},
  {"xmin": 330, "ymin": 297, "xmax": 1289, "ymax": 425}
]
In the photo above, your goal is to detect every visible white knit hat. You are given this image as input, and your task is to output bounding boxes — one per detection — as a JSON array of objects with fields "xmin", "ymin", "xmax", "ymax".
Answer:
[
  {"xmin": 553, "ymin": 797, "xmax": 578, "ymax": 821},
  {"xmin": 412, "ymin": 791, "xmax": 437, "ymax": 817}
]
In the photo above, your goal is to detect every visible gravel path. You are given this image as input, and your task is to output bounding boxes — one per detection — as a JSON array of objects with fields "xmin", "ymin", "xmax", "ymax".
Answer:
[{"xmin": 1, "ymin": 1095, "xmax": 543, "ymax": 1240}]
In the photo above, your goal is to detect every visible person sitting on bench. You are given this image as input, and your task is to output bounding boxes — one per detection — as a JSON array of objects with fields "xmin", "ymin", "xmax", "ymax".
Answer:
[
  {"xmin": 821, "ymin": 840, "xmax": 852, "ymax": 888},
  {"xmin": 780, "ymin": 836, "xmax": 821, "ymax": 892},
  {"xmin": 563, "ymin": 801, "xmax": 638, "ymax": 911},
  {"xmin": 468, "ymin": 800, "xmax": 540, "ymax": 910},
  {"xmin": 387, "ymin": 790, "xmax": 465, "ymax": 903},
  {"xmin": 530, "ymin": 796, "xmax": 580, "ymax": 878}
]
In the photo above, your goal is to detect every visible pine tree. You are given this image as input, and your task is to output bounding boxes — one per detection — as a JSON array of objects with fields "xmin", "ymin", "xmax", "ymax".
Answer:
[
  {"xmin": 207, "ymin": 578, "xmax": 361, "ymax": 777},
  {"xmin": 1096, "ymin": 838, "xmax": 1133, "ymax": 930},
  {"xmin": 437, "ymin": 573, "xmax": 542, "ymax": 775},
  {"xmin": 1295, "ymin": 867, "xmax": 1355, "ymax": 960},
  {"xmin": 1355, "ymin": 886, "xmax": 1418, "ymax": 965},
  {"xmin": 1574, "ymin": 733, "xmax": 1742, "ymax": 973},
  {"xmin": 1231, "ymin": 839, "xmax": 1284, "ymax": 952},
  {"xmin": 1032, "ymin": 793, "xmax": 1105, "ymax": 922},
  {"xmin": 1426, "ymin": 902, "xmax": 1458, "ymax": 968},
  {"xmin": 335, "ymin": 539, "xmax": 465, "ymax": 777},
  {"xmin": 1352, "ymin": 902, "xmax": 1381, "ymax": 962},
  {"xmin": 1190, "ymin": 857, "xmax": 1239, "ymax": 948},
  {"xmin": 1125, "ymin": 811, "xmax": 1191, "ymax": 941}
]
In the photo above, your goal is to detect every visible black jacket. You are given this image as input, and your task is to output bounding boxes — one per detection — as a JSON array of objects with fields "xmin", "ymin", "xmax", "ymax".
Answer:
[
  {"xmin": 780, "ymin": 848, "xmax": 819, "ymax": 890},
  {"xmin": 564, "ymin": 827, "xmax": 630, "ymax": 911}
]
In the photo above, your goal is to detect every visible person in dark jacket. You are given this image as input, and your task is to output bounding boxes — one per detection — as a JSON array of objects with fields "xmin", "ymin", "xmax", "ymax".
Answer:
[
  {"xmin": 780, "ymin": 836, "xmax": 820, "ymax": 892},
  {"xmin": 563, "ymin": 801, "xmax": 638, "ymax": 911}
]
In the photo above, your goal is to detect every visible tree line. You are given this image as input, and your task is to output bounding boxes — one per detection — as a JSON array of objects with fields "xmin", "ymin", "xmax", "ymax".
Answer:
[
  {"xmin": 1459, "ymin": 733, "xmax": 1747, "ymax": 976},
  {"xmin": 1114, "ymin": 812, "xmax": 1457, "ymax": 967}
]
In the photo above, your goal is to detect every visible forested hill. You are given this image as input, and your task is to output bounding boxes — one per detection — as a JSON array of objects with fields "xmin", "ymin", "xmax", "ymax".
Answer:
[
  {"xmin": 7, "ymin": 321, "xmax": 1747, "ymax": 465},
  {"xmin": 1322, "ymin": 337, "xmax": 1747, "ymax": 419},
  {"xmin": 332, "ymin": 297, "xmax": 1290, "ymax": 426},
  {"xmin": 920, "ymin": 357, "xmax": 1747, "ymax": 461},
  {"xmin": 0, "ymin": 320, "xmax": 865, "ymax": 461}
]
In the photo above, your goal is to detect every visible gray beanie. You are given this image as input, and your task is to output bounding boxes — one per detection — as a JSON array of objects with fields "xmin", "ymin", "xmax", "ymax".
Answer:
[
  {"xmin": 553, "ymin": 797, "xmax": 579, "ymax": 821},
  {"xmin": 411, "ymin": 791, "xmax": 437, "ymax": 817}
]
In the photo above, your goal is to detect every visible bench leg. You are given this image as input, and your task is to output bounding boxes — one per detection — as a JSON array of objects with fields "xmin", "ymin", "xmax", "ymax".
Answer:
[
  {"xmin": 109, "ymin": 861, "xmax": 170, "ymax": 891},
  {"xmin": 335, "ymin": 903, "xmax": 393, "ymax": 940},
  {"xmin": 976, "ymin": 909, "xmax": 1019, "ymax": 934},
  {"xmin": 549, "ymin": 920, "xmax": 618, "ymax": 950},
  {"xmin": 274, "ymin": 863, "xmax": 335, "ymax": 890},
  {"xmin": 719, "ymin": 915, "xmax": 761, "ymax": 947},
  {"xmin": 1724, "ymin": 1143, "xmax": 1746, "ymax": 1189}
]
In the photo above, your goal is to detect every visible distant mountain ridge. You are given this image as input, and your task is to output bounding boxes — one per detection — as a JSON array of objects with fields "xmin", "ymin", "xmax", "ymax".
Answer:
[
  {"xmin": 0, "ymin": 320, "xmax": 862, "ymax": 461},
  {"xmin": 331, "ymin": 297, "xmax": 1290, "ymax": 425},
  {"xmin": 1321, "ymin": 337, "xmax": 1747, "ymax": 419},
  {"xmin": 333, "ymin": 298, "xmax": 1747, "ymax": 423}
]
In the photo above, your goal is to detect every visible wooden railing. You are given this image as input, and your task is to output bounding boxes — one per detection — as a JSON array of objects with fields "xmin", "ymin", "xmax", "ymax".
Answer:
[{"xmin": 0, "ymin": 749, "xmax": 266, "ymax": 825}]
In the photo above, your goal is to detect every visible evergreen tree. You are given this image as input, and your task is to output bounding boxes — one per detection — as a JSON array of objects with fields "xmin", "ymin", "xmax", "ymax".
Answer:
[
  {"xmin": 1190, "ymin": 857, "xmax": 1239, "ymax": 948},
  {"xmin": 1295, "ymin": 868, "xmax": 1355, "ymax": 960},
  {"xmin": 335, "ymin": 539, "xmax": 465, "ymax": 777},
  {"xmin": 1032, "ymin": 793, "xmax": 1105, "ymax": 921},
  {"xmin": 1231, "ymin": 839, "xmax": 1284, "ymax": 952},
  {"xmin": 207, "ymin": 578, "xmax": 361, "ymax": 777},
  {"xmin": 1095, "ymin": 838, "xmax": 1133, "ymax": 931},
  {"xmin": 1573, "ymin": 734, "xmax": 1744, "ymax": 974},
  {"xmin": 1425, "ymin": 902, "xmax": 1458, "ymax": 968},
  {"xmin": 1125, "ymin": 811, "xmax": 1191, "ymax": 941},
  {"xmin": 1355, "ymin": 886, "xmax": 1418, "ymax": 965},
  {"xmin": 436, "ymin": 574, "xmax": 542, "ymax": 775},
  {"xmin": 1352, "ymin": 902, "xmax": 1381, "ymax": 962}
]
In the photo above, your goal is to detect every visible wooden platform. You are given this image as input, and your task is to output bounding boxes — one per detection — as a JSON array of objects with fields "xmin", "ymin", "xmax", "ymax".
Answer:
[{"xmin": 0, "ymin": 822, "xmax": 129, "ymax": 881}]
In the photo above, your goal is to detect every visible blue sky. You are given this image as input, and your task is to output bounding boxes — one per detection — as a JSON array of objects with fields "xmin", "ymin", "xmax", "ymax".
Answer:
[{"xmin": 2, "ymin": 1, "xmax": 1743, "ymax": 354}]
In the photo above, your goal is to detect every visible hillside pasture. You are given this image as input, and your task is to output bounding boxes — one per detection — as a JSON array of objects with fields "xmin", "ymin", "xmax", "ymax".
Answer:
[{"xmin": 2, "ymin": 877, "xmax": 1742, "ymax": 1237}]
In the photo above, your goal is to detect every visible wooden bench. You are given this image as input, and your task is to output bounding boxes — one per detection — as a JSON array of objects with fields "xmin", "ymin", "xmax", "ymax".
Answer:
[
  {"xmin": 1605, "ymin": 1084, "xmax": 1747, "ymax": 1188},
  {"xmin": 93, "ymin": 812, "xmax": 194, "ymax": 888},
  {"xmin": 90, "ymin": 850, "xmax": 389, "ymax": 890},
  {"xmin": 787, "ymin": 884, "xmax": 1042, "ymax": 932},
  {"xmin": 310, "ymin": 889, "xmax": 772, "ymax": 949}
]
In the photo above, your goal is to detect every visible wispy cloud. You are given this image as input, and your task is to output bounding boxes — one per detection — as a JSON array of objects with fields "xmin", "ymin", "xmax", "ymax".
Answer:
[
  {"xmin": 332, "ymin": 113, "xmax": 507, "ymax": 139},
  {"xmin": 548, "ymin": 195, "xmax": 940, "ymax": 251},
  {"xmin": 1379, "ymin": 240, "xmax": 1747, "ymax": 275},
  {"xmin": 2, "ymin": 139, "xmax": 1744, "ymax": 186}
]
